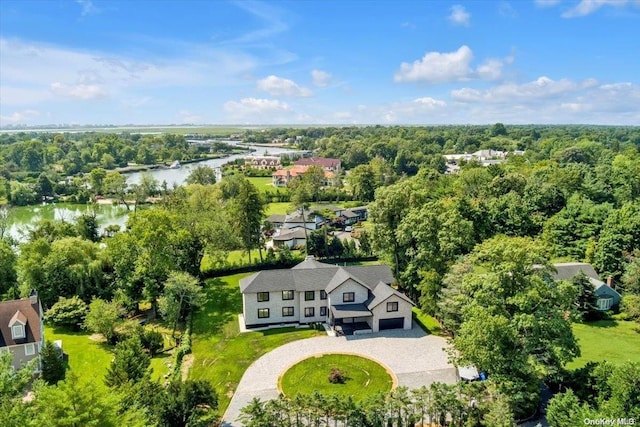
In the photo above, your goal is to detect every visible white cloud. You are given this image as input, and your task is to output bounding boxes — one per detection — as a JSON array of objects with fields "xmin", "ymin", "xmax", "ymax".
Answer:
[
  {"xmin": 448, "ymin": 5, "xmax": 471, "ymax": 26},
  {"xmin": 413, "ymin": 97, "xmax": 448, "ymax": 108},
  {"xmin": 224, "ymin": 97, "xmax": 290, "ymax": 114},
  {"xmin": 562, "ymin": 0, "xmax": 629, "ymax": 17},
  {"xmin": 311, "ymin": 70, "xmax": 331, "ymax": 87},
  {"xmin": 395, "ymin": 46, "xmax": 512, "ymax": 83},
  {"xmin": 76, "ymin": 0, "xmax": 100, "ymax": 17},
  {"xmin": 257, "ymin": 75, "xmax": 313, "ymax": 97},
  {"xmin": 50, "ymin": 82, "xmax": 107, "ymax": 100},
  {"xmin": 498, "ymin": 2, "xmax": 518, "ymax": 17},
  {"xmin": 0, "ymin": 109, "xmax": 40, "ymax": 125},
  {"xmin": 451, "ymin": 76, "xmax": 599, "ymax": 103},
  {"xmin": 395, "ymin": 45, "xmax": 474, "ymax": 83}
]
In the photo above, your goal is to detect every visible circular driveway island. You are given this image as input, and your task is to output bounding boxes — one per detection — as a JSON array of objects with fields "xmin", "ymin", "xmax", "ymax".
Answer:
[{"xmin": 222, "ymin": 324, "xmax": 457, "ymax": 426}]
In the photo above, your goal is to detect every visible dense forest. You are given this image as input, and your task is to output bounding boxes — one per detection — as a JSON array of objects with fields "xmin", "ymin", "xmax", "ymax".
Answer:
[{"xmin": 1, "ymin": 124, "xmax": 640, "ymax": 426}]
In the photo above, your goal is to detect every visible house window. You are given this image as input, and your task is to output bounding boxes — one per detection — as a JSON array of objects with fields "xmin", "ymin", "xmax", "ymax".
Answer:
[
  {"xmin": 343, "ymin": 292, "xmax": 355, "ymax": 303},
  {"xmin": 282, "ymin": 307, "xmax": 294, "ymax": 317},
  {"xmin": 257, "ymin": 308, "xmax": 270, "ymax": 319},
  {"xmin": 305, "ymin": 291, "xmax": 315, "ymax": 301},
  {"xmin": 320, "ymin": 306, "xmax": 327, "ymax": 317},
  {"xmin": 304, "ymin": 307, "xmax": 315, "ymax": 317},
  {"xmin": 257, "ymin": 292, "xmax": 269, "ymax": 302},
  {"xmin": 597, "ymin": 297, "xmax": 612, "ymax": 311},
  {"xmin": 387, "ymin": 302, "xmax": 399, "ymax": 312},
  {"xmin": 12, "ymin": 325, "xmax": 25, "ymax": 339},
  {"xmin": 282, "ymin": 290, "xmax": 294, "ymax": 300},
  {"xmin": 25, "ymin": 343, "xmax": 35, "ymax": 356},
  {"xmin": 320, "ymin": 290, "xmax": 327, "ymax": 300}
]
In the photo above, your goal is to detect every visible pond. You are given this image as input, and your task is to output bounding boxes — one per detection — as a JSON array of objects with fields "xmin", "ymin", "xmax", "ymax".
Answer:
[{"xmin": 4, "ymin": 203, "xmax": 129, "ymax": 243}]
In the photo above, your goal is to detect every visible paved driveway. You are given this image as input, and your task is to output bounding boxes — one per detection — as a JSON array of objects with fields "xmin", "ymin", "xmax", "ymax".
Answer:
[{"xmin": 222, "ymin": 324, "xmax": 457, "ymax": 426}]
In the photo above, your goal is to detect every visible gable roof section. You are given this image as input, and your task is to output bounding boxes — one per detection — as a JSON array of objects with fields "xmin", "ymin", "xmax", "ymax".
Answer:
[
  {"xmin": 240, "ymin": 258, "xmax": 394, "ymax": 294},
  {"xmin": 0, "ymin": 298, "xmax": 41, "ymax": 348},
  {"xmin": 551, "ymin": 263, "xmax": 600, "ymax": 281},
  {"xmin": 9, "ymin": 310, "xmax": 27, "ymax": 326},
  {"xmin": 367, "ymin": 282, "xmax": 414, "ymax": 310},
  {"xmin": 325, "ymin": 268, "xmax": 365, "ymax": 293},
  {"xmin": 273, "ymin": 227, "xmax": 307, "ymax": 242}
]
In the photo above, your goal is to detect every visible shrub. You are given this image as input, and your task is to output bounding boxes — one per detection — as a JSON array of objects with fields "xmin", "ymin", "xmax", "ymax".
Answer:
[
  {"xmin": 328, "ymin": 367, "xmax": 348, "ymax": 384},
  {"xmin": 141, "ymin": 329, "xmax": 164, "ymax": 356},
  {"xmin": 46, "ymin": 296, "xmax": 88, "ymax": 331}
]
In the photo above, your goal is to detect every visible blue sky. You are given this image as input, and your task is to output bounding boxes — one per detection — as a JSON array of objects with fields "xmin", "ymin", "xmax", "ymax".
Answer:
[{"xmin": 1, "ymin": 0, "xmax": 639, "ymax": 126}]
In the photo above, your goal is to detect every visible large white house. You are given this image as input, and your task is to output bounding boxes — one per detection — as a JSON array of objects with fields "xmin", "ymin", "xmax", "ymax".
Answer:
[{"xmin": 240, "ymin": 256, "xmax": 413, "ymax": 334}]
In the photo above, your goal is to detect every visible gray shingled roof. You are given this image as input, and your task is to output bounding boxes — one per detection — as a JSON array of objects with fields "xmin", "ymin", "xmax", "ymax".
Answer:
[
  {"xmin": 273, "ymin": 227, "xmax": 307, "ymax": 241},
  {"xmin": 551, "ymin": 263, "xmax": 600, "ymax": 281},
  {"xmin": 367, "ymin": 282, "xmax": 414, "ymax": 310},
  {"xmin": 240, "ymin": 257, "xmax": 394, "ymax": 293},
  {"xmin": 330, "ymin": 303, "xmax": 372, "ymax": 319}
]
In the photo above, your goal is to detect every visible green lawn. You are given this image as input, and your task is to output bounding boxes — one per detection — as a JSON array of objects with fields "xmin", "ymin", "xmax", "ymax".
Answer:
[
  {"xmin": 265, "ymin": 202, "xmax": 292, "ymax": 216},
  {"xmin": 412, "ymin": 307, "xmax": 445, "ymax": 336},
  {"xmin": 567, "ymin": 320, "xmax": 640, "ymax": 369},
  {"xmin": 280, "ymin": 354, "xmax": 393, "ymax": 400},
  {"xmin": 247, "ymin": 177, "xmax": 276, "ymax": 193},
  {"xmin": 46, "ymin": 325, "xmax": 172, "ymax": 387},
  {"xmin": 45, "ymin": 326, "xmax": 113, "ymax": 389},
  {"xmin": 189, "ymin": 274, "xmax": 325, "ymax": 413}
]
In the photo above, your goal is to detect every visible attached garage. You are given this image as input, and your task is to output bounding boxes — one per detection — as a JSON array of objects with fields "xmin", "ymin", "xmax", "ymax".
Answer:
[{"xmin": 378, "ymin": 317, "xmax": 404, "ymax": 330}]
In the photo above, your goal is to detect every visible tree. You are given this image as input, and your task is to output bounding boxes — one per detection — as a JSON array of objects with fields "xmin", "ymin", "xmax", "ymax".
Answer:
[
  {"xmin": 158, "ymin": 271, "xmax": 204, "ymax": 338},
  {"xmin": 76, "ymin": 212, "xmax": 100, "ymax": 242},
  {"xmin": 89, "ymin": 168, "xmax": 107, "ymax": 195},
  {"xmin": 572, "ymin": 272, "xmax": 600, "ymax": 321},
  {"xmin": 84, "ymin": 298, "xmax": 121, "ymax": 344},
  {"xmin": 185, "ymin": 165, "xmax": 217, "ymax": 186},
  {"xmin": 439, "ymin": 236, "xmax": 580, "ymax": 416},
  {"xmin": 104, "ymin": 335, "xmax": 150, "ymax": 388},
  {"xmin": 347, "ymin": 164, "xmax": 376, "ymax": 202},
  {"xmin": 46, "ymin": 296, "xmax": 88, "ymax": 330},
  {"xmin": 546, "ymin": 390, "xmax": 588, "ymax": 427},
  {"xmin": 231, "ymin": 178, "xmax": 264, "ymax": 264},
  {"xmin": 0, "ymin": 239, "xmax": 17, "ymax": 297},
  {"xmin": 158, "ymin": 380, "xmax": 219, "ymax": 427},
  {"xmin": 41, "ymin": 340, "xmax": 66, "ymax": 385},
  {"xmin": 31, "ymin": 372, "xmax": 147, "ymax": 427},
  {"xmin": 104, "ymin": 171, "xmax": 131, "ymax": 210}
]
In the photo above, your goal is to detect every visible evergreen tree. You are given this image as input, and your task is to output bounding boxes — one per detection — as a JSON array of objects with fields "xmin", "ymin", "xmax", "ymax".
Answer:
[
  {"xmin": 572, "ymin": 272, "xmax": 601, "ymax": 321},
  {"xmin": 105, "ymin": 336, "xmax": 150, "ymax": 388},
  {"xmin": 41, "ymin": 340, "xmax": 66, "ymax": 385}
]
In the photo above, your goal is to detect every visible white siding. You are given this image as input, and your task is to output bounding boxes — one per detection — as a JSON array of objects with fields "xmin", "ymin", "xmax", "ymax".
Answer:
[
  {"xmin": 299, "ymin": 291, "xmax": 329, "ymax": 323},
  {"xmin": 328, "ymin": 279, "xmax": 370, "ymax": 304},
  {"xmin": 243, "ymin": 291, "xmax": 303, "ymax": 326},
  {"xmin": 370, "ymin": 295, "xmax": 413, "ymax": 332}
]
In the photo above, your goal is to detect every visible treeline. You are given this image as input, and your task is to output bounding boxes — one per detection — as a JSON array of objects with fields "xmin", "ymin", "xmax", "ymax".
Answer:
[
  {"xmin": 240, "ymin": 383, "xmax": 515, "ymax": 427},
  {"xmin": 0, "ymin": 132, "xmax": 243, "ymax": 205}
]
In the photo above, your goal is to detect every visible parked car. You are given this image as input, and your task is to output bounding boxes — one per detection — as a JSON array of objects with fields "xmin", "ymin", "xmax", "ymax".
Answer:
[{"xmin": 345, "ymin": 226, "xmax": 353, "ymax": 232}]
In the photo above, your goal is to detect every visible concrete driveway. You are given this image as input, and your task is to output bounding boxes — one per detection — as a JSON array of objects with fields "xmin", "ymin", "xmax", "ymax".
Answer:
[{"xmin": 222, "ymin": 324, "xmax": 457, "ymax": 426}]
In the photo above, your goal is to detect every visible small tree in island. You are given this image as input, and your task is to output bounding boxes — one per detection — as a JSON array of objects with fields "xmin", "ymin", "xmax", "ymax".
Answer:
[{"xmin": 328, "ymin": 367, "xmax": 348, "ymax": 384}]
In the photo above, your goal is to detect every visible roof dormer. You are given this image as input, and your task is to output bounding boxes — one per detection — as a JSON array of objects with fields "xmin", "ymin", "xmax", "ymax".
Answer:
[{"xmin": 9, "ymin": 310, "xmax": 27, "ymax": 340}]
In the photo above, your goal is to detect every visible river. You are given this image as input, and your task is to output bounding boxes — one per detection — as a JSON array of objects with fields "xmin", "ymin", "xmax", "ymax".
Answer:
[{"xmin": 5, "ymin": 141, "xmax": 300, "ymax": 242}]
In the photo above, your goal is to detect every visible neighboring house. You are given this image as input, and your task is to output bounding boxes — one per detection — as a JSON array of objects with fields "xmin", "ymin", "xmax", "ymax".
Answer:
[
  {"xmin": 293, "ymin": 157, "xmax": 342, "ymax": 173},
  {"xmin": 0, "ymin": 291, "xmax": 43, "ymax": 371},
  {"xmin": 272, "ymin": 165, "xmax": 337, "ymax": 187},
  {"xmin": 282, "ymin": 210, "xmax": 324, "ymax": 231},
  {"xmin": 443, "ymin": 149, "xmax": 525, "ymax": 174},
  {"xmin": 272, "ymin": 227, "xmax": 308, "ymax": 249},
  {"xmin": 240, "ymin": 256, "xmax": 413, "ymax": 333},
  {"xmin": 265, "ymin": 214, "xmax": 286, "ymax": 229},
  {"xmin": 244, "ymin": 156, "xmax": 282, "ymax": 170},
  {"xmin": 551, "ymin": 262, "xmax": 622, "ymax": 311}
]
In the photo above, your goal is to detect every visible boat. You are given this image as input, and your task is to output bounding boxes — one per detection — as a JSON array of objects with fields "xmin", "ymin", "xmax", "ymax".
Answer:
[{"xmin": 169, "ymin": 160, "xmax": 181, "ymax": 169}]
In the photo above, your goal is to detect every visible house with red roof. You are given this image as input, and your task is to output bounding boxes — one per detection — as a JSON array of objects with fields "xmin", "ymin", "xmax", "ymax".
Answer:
[{"xmin": 0, "ymin": 291, "xmax": 43, "ymax": 370}]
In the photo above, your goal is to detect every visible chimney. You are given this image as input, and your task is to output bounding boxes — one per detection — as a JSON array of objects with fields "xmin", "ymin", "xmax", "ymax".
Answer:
[
  {"xmin": 607, "ymin": 276, "xmax": 613, "ymax": 287},
  {"xmin": 29, "ymin": 289, "xmax": 38, "ymax": 305}
]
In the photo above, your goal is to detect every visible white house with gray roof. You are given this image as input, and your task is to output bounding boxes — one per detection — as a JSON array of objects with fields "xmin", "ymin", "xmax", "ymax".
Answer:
[{"xmin": 239, "ymin": 256, "xmax": 413, "ymax": 334}]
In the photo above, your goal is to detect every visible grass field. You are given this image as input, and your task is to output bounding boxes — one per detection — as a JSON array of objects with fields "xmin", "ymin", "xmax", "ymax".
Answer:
[
  {"xmin": 279, "ymin": 354, "xmax": 393, "ymax": 400},
  {"xmin": 189, "ymin": 274, "xmax": 325, "ymax": 413},
  {"xmin": 412, "ymin": 307, "xmax": 445, "ymax": 336},
  {"xmin": 247, "ymin": 177, "xmax": 278, "ymax": 194},
  {"xmin": 265, "ymin": 202, "xmax": 293, "ymax": 216},
  {"xmin": 46, "ymin": 325, "xmax": 172, "ymax": 387},
  {"xmin": 567, "ymin": 320, "xmax": 640, "ymax": 369}
]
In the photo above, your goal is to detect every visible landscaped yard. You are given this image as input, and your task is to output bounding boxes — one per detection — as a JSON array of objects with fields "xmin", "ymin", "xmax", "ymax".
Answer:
[
  {"xmin": 412, "ymin": 307, "xmax": 445, "ymax": 336},
  {"xmin": 279, "ymin": 354, "xmax": 393, "ymax": 400},
  {"xmin": 567, "ymin": 320, "xmax": 640, "ymax": 369},
  {"xmin": 46, "ymin": 325, "xmax": 172, "ymax": 387},
  {"xmin": 265, "ymin": 202, "xmax": 293, "ymax": 216},
  {"xmin": 189, "ymin": 273, "xmax": 325, "ymax": 413},
  {"xmin": 247, "ymin": 177, "xmax": 276, "ymax": 193}
]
